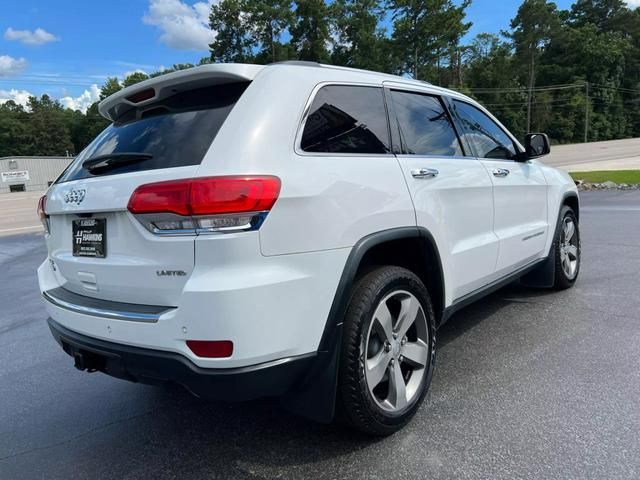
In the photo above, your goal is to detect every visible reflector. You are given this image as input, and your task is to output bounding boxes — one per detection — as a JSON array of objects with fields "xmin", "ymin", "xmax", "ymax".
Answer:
[{"xmin": 186, "ymin": 340, "xmax": 233, "ymax": 358}]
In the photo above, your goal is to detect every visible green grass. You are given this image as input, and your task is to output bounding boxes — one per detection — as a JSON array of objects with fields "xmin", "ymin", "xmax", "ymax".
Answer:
[{"xmin": 569, "ymin": 170, "xmax": 640, "ymax": 184}]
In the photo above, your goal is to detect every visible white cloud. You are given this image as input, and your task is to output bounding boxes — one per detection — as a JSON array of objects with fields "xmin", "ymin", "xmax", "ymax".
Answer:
[
  {"xmin": 4, "ymin": 27, "xmax": 60, "ymax": 46},
  {"xmin": 0, "ymin": 55, "xmax": 28, "ymax": 77},
  {"xmin": 59, "ymin": 84, "xmax": 100, "ymax": 113},
  {"xmin": 0, "ymin": 88, "xmax": 32, "ymax": 107},
  {"xmin": 626, "ymin": 0, "xmax": 640, "ymax": 8},
  {"xmin": 0, "ymin": 84, "xmax": 100, "ymax": 113},
  {"xmin": 142, "ymin": 0, "xmax": 216, "ymax": 51},
  {"xmin": 123, "ymin": 69, "xmax": 148, "ymax": 78}
]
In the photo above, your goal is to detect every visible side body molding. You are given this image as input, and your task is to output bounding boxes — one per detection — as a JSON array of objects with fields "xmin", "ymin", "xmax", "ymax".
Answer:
[{"xmin": 281, "ymin": 226, "xmax": 445, "ymax": 423}]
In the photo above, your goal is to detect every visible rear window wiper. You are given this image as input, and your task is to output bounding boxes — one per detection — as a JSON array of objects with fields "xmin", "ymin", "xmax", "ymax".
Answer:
[{"xmin": 82, "ymin": 153, "xmax": 153, "ymax": 174}]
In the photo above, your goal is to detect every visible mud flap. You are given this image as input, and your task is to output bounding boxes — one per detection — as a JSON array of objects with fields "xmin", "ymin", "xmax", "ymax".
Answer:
[{"xmin": 519, "ymin": 251, "xmax": 556, "ymax": 288}]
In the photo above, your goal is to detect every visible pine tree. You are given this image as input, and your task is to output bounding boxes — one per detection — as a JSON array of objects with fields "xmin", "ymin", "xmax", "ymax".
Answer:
[
  {"xmin": 209, "ymin": 0, "xmax": 256, "ymax": 63},
  {"xmin": 290, "ymin": 0, "xmax": 332, "ymax": 62}
]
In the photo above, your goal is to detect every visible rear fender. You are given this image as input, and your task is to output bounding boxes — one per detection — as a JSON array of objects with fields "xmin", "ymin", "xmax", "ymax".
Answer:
[{"xmin": 280, "ymin": 227, "xmax": 444, "ymax": 422}]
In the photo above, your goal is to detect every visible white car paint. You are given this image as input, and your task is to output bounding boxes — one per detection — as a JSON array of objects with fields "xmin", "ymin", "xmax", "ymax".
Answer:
[{"xmin": 38, "ymin": 62, "xmax": 578, "ymax": 369}]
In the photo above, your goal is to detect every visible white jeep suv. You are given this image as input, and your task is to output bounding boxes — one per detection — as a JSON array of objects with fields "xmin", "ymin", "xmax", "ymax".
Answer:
[{"xmin": 37, "ymin": 62, "xmax": 580, "ymax": 435}]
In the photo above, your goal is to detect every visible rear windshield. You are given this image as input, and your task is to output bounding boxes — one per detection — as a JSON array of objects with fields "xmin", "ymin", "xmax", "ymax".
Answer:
[{"xmin": 57, "ymin": 82, "xmax": 249, "ymax": 183}]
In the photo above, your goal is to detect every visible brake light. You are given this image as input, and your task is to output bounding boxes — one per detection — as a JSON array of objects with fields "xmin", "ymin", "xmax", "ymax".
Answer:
[
  {"xmin": 127, "ymin": 176, "xmax": 281, "ymax": 235},
  {"xmin": 37, "ymin": 195, "xmax": 50, "ymax": 234},
  {"xmin": 126, "ymin": 88, "xmax": 155, "ymax": 104},
  {"xmin": 186, "ymin": 340, "xmax": 233, "ymax": 358}
]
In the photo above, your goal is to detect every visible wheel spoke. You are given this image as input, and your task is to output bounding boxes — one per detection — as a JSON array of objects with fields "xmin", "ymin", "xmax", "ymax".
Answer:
[
  {"xmin": 365, "ymin": 350, "xmax": 391, "ymax": 389},
  {"xmin": 563, "ymin": 255, "xmax": 572, "ymax": 275},
  {"xmin": 566, "ymin": 245, "xmax": 578, "ymax": 260},
  {"xmin": 564, "ymin": 220, "xmax": 575, "ymax": 243},
  {"xmin": 387, "ymin": 362, "xmax": 408, "ymax": 410},
  {"xmin": 373, "ymin": 302, "xmax": 394, "ymax": 343},
  {"xmin": 401, "ymin": 340, "xmax": 429, "ymax": 368},
  {"xmin": 396, "ymin": 296, "xmax": 420, "ymax": 339},
  {"xmin": 362, "ymin": 289, "xmax": 430, "ymax": 414}
]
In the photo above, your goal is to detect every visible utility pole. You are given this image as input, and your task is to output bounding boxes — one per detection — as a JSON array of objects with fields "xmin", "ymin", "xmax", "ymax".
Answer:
[
  {"xmin": 526, "ymin": 54, "xmax": 535, "ymax": 133},
  {"xmin": 584, "ymin": 81, "xmax": 589, "ymax": 143}
]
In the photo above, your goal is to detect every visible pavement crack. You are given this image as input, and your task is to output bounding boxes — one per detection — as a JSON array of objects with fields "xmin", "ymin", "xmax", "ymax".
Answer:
[{"xmin": 0, "ymin": 409, "xmax": 158, "ymax": 462}]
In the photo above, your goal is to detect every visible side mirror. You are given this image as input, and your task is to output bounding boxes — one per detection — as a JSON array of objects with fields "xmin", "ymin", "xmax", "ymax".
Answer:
[{"xmin": 524, "ymin": 133, "xmax": 550, "ymax": 159}]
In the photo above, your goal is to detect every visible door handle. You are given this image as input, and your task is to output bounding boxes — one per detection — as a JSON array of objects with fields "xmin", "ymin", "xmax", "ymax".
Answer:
[
  {"xmin": 492, "ymin": 168, "xmax": 510, "ymax": 178},
  {"xmin": 411, "ymin": 168, "xmax": 439, "ymax": 179}
]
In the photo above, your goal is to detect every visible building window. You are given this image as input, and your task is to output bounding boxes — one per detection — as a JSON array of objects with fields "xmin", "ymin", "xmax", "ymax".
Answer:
[
  {"xmin": 9, "ymin": 160, "xmax": 18, "ymax": 170},
  {"xmin": 9, "ymin": 184, "xmax": 26, "ymax": 193}
]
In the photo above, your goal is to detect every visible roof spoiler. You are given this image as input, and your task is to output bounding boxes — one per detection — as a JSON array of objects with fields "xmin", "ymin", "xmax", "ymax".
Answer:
[{"xmin": 98, "ymin": 64, "xmax": 264, "ymax": 122}]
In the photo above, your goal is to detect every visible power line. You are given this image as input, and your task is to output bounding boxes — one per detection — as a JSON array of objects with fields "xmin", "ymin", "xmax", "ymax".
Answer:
[{"xmin": 468, "ymin": 83, "xmax": 585, "ymax": 93}]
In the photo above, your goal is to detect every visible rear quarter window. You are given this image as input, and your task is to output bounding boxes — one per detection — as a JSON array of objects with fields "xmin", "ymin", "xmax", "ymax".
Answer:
[
  {"xmin": 57, "ymin": 82, "xmax": 249, "ymax": 183},
  {"xmin": 300, "ymin": 85, "xmax": 390, "ymax": 154}
]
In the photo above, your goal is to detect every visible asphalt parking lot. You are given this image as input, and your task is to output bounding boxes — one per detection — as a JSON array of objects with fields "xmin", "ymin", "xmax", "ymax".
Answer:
[{"xmin": 1, "ymin": 190, "xmax": 639, "ymax": 479}]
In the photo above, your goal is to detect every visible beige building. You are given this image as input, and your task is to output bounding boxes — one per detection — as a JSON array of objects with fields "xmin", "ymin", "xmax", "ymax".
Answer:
[{"xmin": 0, "ymin": 156, "xmax": 74, "ymax": 194}]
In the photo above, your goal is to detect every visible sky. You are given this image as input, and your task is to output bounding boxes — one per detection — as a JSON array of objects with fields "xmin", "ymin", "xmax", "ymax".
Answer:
[{"xmin": 0, "ymin": 0, "xmax": 635, "ymax": 112}]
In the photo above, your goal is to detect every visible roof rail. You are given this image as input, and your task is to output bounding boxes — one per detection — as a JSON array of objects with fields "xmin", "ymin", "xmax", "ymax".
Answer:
[{"xmin": 268, "ymin": 60, "xmax": 322, "ymax": 68}]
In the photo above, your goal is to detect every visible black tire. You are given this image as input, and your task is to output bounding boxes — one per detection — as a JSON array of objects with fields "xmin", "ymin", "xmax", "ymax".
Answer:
[
  {"xmin": 552, "ymin": 205, "xmax": 581, "ymax": 290},
  {"xmin": 337, "ymin": 266, "xmax": 436, "ymax": 436}
]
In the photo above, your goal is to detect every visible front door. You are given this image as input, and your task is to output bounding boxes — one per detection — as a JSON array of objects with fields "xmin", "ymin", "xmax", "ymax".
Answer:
[
  {"xmin": 449, "ymin": 100, "xmax": 548, "ymax": 274},
  {"xmin": 386, "ymin": 86, "xmax": 499, "ymax": 301}
]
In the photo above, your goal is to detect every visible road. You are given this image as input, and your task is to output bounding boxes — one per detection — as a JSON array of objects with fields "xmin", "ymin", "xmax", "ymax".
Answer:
[
  {"xmin": 1, "ymin": 190, "xmax": 639, "ymax": 479},
  {"xmin": 543, "ymin": 138, "xmax": 640, "ymax": 172},
  {"xmin": 0, "ymin": 191, "xmax": 43, "ymax": 237}
]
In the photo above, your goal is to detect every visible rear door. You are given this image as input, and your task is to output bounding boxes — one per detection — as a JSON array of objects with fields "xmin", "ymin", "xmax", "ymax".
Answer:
[
  {"xmin": 44, "ymin": 81, "xmax": 250, "ymax": 306},
  {"xmin": 386, "ymin": 86, "xmax": 498, "ymax": 301},
  {"xmin": 449, "ymin": 99, "xmax": 548, "ymax": 273}
]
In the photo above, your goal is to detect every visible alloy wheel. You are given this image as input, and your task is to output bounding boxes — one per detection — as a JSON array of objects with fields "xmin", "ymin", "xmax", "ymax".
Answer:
[
  {"xmin": 559, "ymin": 217, "xmax": 579, "ymax": 280},
  {"xmin": 362, "ymin": 290, "xmax": 430, "ymax": 413}
]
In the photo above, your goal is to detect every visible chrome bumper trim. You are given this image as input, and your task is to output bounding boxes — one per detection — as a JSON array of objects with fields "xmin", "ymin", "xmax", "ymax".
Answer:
[{"xmin": 42, "ymin": 287, "xmax": 174, "ymax": 323}]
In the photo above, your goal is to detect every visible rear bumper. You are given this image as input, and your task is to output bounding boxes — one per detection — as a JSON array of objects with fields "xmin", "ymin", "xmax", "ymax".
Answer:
[{"xmin": 47, "ymin": 318, "xmax": 316, "ymax": 402}]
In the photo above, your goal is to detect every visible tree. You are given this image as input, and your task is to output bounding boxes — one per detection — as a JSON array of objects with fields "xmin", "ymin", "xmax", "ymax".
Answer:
[
  {"xmin": 0, "ymin": 101, "xmax": 31, "ymax": 157},
  {"xmin": 27, "ymin": 95, "xmax": 75, "ymax": 156},
  {"xmin": 464, "ymin": 34, "xmax": 528, "ymax": 138},
  {"xmin": 570, "ymin": 0, "xmax": 628, "ymax": 31},
  {"xmin": 250, "ymin": 0, "xmax": 294, "ymax": 62},
  {"xmin": 390, "ymin": 0, "xmax": 471, "ymax": 81},
  {"xmin": 100, "ymin": 77, "xmax": 122, "ymax": 100},
  {"xmin": 331, "ymin": 0, "xmax": 396, "ymax": 71},
  {"xmin": 440, "ymin": 0, "xmax": 472, "ymax": 87},
  {"xmin": 290, "ymin": 0, "xmax": 332, "ymax": 62},
  {"xmin": 123, "ymin": 71, "xmax": 150, "ymax": 87},
  {"xmin": 507, "ymin": 0, "xmax": 562, "ymax": 133},
  {"xmin": 209, "ymin": 0, "xmax": 256, "ymax": 63}
]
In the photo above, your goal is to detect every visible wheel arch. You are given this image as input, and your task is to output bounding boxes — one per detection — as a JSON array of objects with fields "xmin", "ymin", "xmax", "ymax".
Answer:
[
  {"xmin": 280, "ymin": 226, "xmax": 446, "ymax": 423},
  {"xmin": 521, "ymin": 190, "xmax": 580, "ymax": 289},
  {"xmin": 562, "ymin": 190, "xmax": 580, "ymax": 222}
]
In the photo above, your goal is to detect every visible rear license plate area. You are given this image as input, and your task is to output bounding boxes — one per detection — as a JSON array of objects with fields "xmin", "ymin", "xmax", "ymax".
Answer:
[{"xmin": 72, "ymin": 218, "xmax": 106, "ymax": 258}]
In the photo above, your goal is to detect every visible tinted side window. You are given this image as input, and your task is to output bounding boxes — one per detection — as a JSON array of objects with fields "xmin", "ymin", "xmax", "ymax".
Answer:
[
  {"xmin": 452, "ymin": 101, "xmax": 517, "ymax": 160},
  {"xmin": 390, "ymin": 90, "xmax": 463, "ymax": 156},
  {"xmin": 301, "ymin": 85, "xmax": 390, "ymax": 154}
]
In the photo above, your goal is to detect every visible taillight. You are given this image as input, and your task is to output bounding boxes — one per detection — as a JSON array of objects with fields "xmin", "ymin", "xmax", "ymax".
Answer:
[
  {"xmin": 127, "ymin": 176, "xmax": 281, "ymax": 235},
  {"xmin": 37, "ymin": 195, "xmax": 50, "ymax": 234}
]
